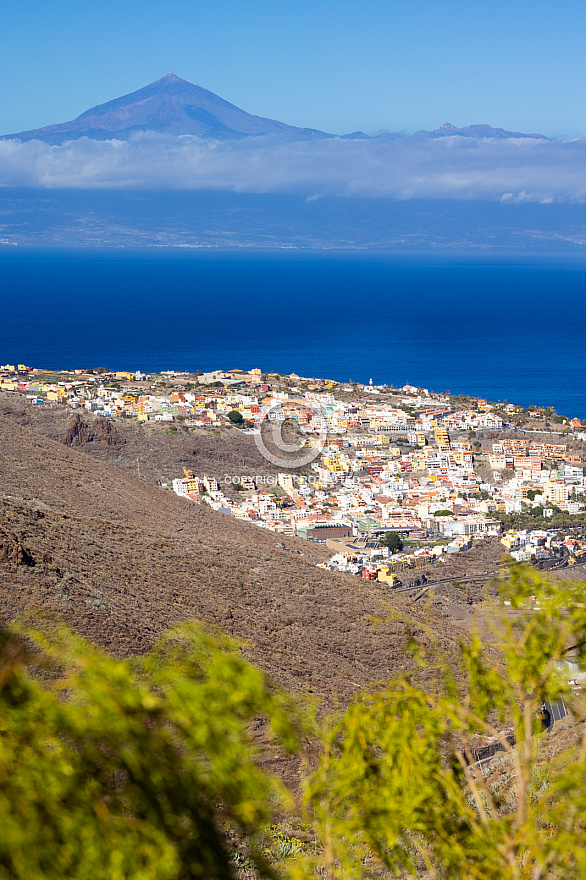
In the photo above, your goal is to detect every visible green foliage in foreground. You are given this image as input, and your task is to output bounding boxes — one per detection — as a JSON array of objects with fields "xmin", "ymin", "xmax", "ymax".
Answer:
[
  {"xmin": 0, "ymin": 618, "xmax": 301, "ymax": 880},
  {"xmin": 3, "ymin": 568, "xmax": 586, "ymax": 879},
  {"xmin": 301, "ymin": 567, "xmax": 586, "ymax": 880}
]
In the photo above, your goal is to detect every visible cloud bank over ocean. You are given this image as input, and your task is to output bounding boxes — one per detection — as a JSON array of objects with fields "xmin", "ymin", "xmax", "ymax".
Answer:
[{"xmin": 2, "ymin": 133, "xmax": 586, "ymax": 202}]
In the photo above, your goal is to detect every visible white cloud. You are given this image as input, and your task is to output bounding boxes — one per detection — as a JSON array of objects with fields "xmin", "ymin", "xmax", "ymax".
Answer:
[{"xmin": 1, "ymin": 131, "xmax": 586, "ymax": 202}]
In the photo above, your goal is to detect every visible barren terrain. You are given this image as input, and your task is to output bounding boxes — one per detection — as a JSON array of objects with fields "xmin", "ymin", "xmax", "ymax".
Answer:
[
  {"xmin": 0, "ymin": 392, "xmax": 279, "ymax": 484},
  {"xmin": 0, "ymin": 412, "xmax": 472, "ymax": 705}
]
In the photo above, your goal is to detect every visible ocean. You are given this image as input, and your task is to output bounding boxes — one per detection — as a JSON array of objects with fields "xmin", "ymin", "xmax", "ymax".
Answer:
[{"xmin": 1, "ymin": 248, "xmax": 585, "ymax": 417}]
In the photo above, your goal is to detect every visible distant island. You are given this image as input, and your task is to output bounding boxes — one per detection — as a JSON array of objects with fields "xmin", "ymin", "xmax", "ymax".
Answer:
[
  {"xmin": 1, "ymin": 73, "xmax": 548, "ymax": 143},
  {"xmin": 3, "ymin": 74, "xmax": 583, "ymax": 251}
]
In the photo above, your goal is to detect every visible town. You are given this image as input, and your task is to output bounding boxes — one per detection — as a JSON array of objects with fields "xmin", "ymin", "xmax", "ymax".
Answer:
[{"xmin": 2, "ymin": 362, "xmax": 586, "ymax": 586}]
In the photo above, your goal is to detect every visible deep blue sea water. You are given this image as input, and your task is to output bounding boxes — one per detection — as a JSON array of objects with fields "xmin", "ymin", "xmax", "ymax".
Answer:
[{"xmin": 1, "ymin": 248, "xmax": 585, "ymax": 417}]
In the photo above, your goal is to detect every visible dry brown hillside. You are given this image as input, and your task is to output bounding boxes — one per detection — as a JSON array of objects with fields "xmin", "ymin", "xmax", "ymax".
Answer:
[
  {"xmin": 0, "ymin": 393, "xmax": 284, "ymax": 484},
  {"xmin": 0, "ymin": 412, "xmax": 470, "ymax": 702}
]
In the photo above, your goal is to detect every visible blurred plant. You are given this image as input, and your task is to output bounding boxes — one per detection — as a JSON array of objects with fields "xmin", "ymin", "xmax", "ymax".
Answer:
[
  {"xmin": 0, "ymin": 617, "xmax": 302, "ymax": 880},
  {"xmin": 299, "ymin": 567, "xmax": 586, "ymax": 879},
  {"xmin": 5, "ymin": 566, "xmax": 586, "ymax": 880}
]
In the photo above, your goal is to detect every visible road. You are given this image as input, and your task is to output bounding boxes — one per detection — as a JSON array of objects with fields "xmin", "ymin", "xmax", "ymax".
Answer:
[
  {"xmin": 394, "ymin": 553, "xmax": 586, "ymax": 596},
  {"xmin": 543, "ymin": 698, "xmax": 569, "ymax": 727}
]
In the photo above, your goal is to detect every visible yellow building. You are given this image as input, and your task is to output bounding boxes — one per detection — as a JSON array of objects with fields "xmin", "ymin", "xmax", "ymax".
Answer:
[
  {"xmin": 544, "ymin": 482, "xmax": 569, "ymax": 504},
  {"xmin": 453, "ymin": 450, "xmax": 472, "ymax": 465},
  {"xmin": 434, "ymin": 427, "xmax": 450, "ymax": 450},
  {"xmin": 323, "ymin": 455, "xmax": 350, "ymax": 473},
  {"xmin": 46, "ymin": 389, "xmax": 66, "ymax": 402},
  {"xmin": 376, "ymin": 566, "xmax": 399, "ymax": 585}
]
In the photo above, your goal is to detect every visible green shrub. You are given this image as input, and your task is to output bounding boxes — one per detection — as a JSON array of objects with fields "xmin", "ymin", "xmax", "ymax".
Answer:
[
  {"xmin": 303, "ymin": 567, "xmax": 586, "ymax": 879},
  {"xmin": 5, "ymin": 567, "xmax": 586, "ymax": 879},
  {"xmin": 0, "ymin": 618, "xmax": 302, "ymax": 880}
]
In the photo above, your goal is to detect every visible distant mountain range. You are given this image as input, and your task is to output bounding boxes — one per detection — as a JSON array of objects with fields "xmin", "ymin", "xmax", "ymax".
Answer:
[
  {"xmin": 427, "ymin": 122, "xmax": 546, "ymax": 140},
  {"xmin": 2, "ymin": 73, "xmax": 548, "ymax": 143}
]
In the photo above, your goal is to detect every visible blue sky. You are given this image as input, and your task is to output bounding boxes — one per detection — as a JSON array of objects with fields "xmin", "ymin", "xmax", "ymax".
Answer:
[{"xmin": 2, "ymin": 0, "xmax": 586, "ymax": 138}]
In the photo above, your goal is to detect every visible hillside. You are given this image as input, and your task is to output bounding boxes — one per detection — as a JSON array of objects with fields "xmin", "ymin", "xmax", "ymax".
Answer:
[
  {"xmin": 0, "ymin": 413, "xmax": 468, "ymax": 702},
  {"xmin": 0, "ymin": 392, "xmax": 282, "ymax": 485}
]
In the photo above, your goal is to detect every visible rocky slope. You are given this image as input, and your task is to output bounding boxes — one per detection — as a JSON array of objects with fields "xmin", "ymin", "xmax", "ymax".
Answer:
[
  {"xmin": 0, "ymin": 393, "xmax": 281, "ymax": 484},
  {"xmin": 0, "ymin": 412, "xmax": 466, "ymax": 701}
]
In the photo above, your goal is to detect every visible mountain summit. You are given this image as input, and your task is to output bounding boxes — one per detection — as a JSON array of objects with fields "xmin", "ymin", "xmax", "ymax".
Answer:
[
  {"xmin": 428, "ymin": 122, "xmax": 547, "ymax": 140},
  {"xmin": 5, "ymin": 73, "xmax": 330, "ymax": 143},
  {"xmin": 3, "ymin": 74, "xmax": 547, "ymax": 143}
]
